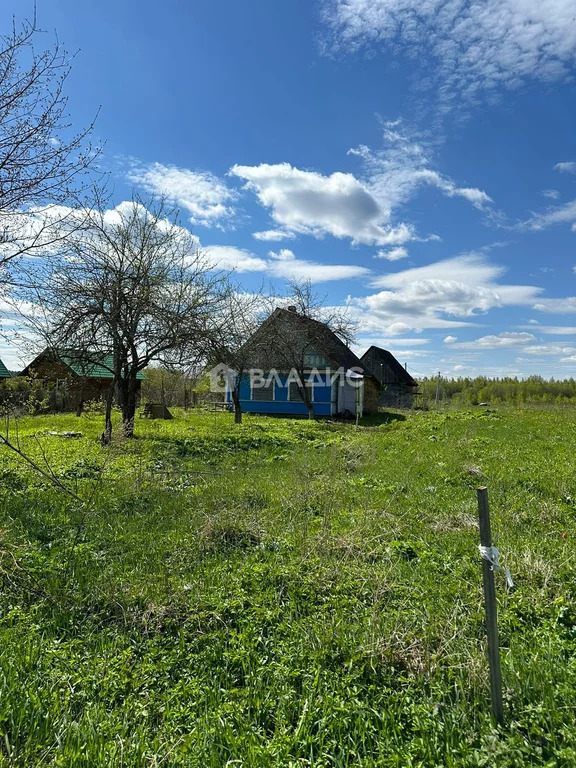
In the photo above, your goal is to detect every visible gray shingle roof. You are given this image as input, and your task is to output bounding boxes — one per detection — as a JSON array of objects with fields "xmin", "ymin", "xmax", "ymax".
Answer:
[
  {"xmin": 360, "ymin": 346, "xmax": 418, "ymax": 387},
  {"xmin": 242, "ymin": 308, "xmax": 374, "ymax": 376}
]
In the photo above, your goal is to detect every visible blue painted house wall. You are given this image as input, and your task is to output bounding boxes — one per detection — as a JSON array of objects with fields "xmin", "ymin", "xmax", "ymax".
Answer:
[{"xmin": 227, "ymin": 373, "xmax": 334, "ymax": 416}]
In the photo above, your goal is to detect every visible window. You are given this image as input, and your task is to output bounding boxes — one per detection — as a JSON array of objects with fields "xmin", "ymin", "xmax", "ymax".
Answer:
[
  {"xmin": 289, "ymin": 381, "xmax": 314, "ymax": 402},
  {"xmin": 303, "ymin": 352, "xmax": 327, "ymax": 367},
  {"xmin": 251, "ymin": 379, "xmax": 274, "ymax": 401}
]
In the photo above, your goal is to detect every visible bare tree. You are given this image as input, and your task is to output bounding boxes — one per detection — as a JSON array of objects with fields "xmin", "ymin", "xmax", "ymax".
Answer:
[
  {"xmin": 32, "ymin": 197, "xmax": 227, "ymax": 438},
  {"xmin": 0, "ymin": 8, "xmax": 99, "ymax": 283},
  {"xmin": 210, "ymin": 287, "xmax": 267, "ymax": 424}
]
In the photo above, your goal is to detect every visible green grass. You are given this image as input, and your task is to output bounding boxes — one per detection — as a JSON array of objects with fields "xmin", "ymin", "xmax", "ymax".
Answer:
[{"xmin": 1, "ymin": 406, "xmax": 576, "ymax": 766}]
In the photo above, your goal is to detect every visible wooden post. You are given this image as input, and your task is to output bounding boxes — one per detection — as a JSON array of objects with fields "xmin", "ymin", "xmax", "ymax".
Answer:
[{"xmin": 477, "ymin": 486, "xmax": 504, "ymax": 725}]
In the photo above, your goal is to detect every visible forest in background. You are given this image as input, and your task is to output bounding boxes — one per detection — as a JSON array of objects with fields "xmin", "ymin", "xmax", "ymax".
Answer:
[{"xmin": 418, "ymin": 375, "xmax": 576, "ymax": 406}]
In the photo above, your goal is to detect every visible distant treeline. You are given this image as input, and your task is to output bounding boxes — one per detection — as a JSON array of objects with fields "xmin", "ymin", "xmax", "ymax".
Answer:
[{"xmin": 417, "ymin": 375, "xmax": 576, "ymax": 406}]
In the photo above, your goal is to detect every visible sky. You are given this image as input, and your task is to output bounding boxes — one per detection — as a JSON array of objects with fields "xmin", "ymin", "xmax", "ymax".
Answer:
[{"xmin": 1, "ymin": 0, "xmax": 576, "ymax": 378}]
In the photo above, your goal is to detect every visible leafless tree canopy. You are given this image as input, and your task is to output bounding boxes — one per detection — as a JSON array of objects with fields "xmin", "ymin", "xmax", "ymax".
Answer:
[
  {"xmin": 210, "ymin": 286, "xmax": 268, "ymax": 423},
  {"xmin": 32, "ymin": 197, "xmax": 228, "ymax": 437},
  {"xmin": 0, "ymin": 10, "xmax": 99, "ymax": 278}
]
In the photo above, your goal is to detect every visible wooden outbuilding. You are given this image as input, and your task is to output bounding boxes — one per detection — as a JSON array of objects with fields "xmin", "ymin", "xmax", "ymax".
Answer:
[
  {"xmin": 360, "ymin": 346, "xmax": 419, "ymax": 408},
  {"xmin": 21, "ymin": 348, "xmax": 145, "ymax": 413}
]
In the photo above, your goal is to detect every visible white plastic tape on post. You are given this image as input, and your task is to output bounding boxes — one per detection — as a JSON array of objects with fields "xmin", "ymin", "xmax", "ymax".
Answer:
[{"xmin": 479, "ymin": 545, "xmax": 514, "ymax": 590}]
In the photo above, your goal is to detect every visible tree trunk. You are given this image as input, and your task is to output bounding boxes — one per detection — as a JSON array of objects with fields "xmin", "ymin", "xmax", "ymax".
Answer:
[
  {"xmin": 101, "ymin": 384, "xmax": 114, "ymax": 446},
  {"xmin": 306, "ymin": 401, "xmax": 315, "ymax": 420},
  {"xmin": 232, "ymin": 389, "xmax": 242, "ymax": 424},
  {"xmin": 120, "ymin": 377, "xmax": 138, "ymax": 438}
]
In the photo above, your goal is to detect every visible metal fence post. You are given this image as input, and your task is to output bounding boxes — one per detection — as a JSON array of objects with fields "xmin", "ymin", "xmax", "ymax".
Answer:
[{"xmin": 477, "ymin": 486, "xmax": 504, "ymax": 725}]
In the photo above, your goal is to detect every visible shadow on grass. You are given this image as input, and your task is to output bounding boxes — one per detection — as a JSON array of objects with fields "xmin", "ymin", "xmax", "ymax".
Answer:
[{"xmin": 358, "ymin": 412, "xmax": 407, "ymax": 427}]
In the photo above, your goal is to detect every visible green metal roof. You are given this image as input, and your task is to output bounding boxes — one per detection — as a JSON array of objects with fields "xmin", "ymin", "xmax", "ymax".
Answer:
[
  {"xmin": 0, "ymin": 358, "xmax": 12, "ymax": 378},
  {"xmin": 60, "ymin": 354, "xmax": 146, "ymax": 380}
]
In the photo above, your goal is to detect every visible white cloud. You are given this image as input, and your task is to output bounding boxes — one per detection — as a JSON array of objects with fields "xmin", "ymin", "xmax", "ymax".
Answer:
[
  {"xmin": 126, "ymin": 161, "xmax": 236, "ymax": 228},
  {"xmin": 456, "ymin": 332, "xmax": 536, "ymax": 349},
  {"xmin": 357, "ymin": 336, "xmax": 429, "ymax": 347},
  {"xmin": 381, "ymin": 322, "xmax": 415, "ymax": 336},
  {"xmin": 370, "ymin": 254, "xmax": 541, "ymax": 310},
  {"xmin": 443, "ymin": 335, "xmax": 457, "ymax": 343},
  {"xmin": 204, "ymin": 246, "xmax": 267, "ymax": 272},
  {"xmin": 555, "ymin": 162, "xmax": 576, "ymax": 174},
  {"xmin": 519, "ymin": 325, "xmax": 576, "ymax": 334},
  {"xmin": 542, "ymin": 189, "xmax": 560, "ymax": 199},
  {"xmin": 533, "ymin": 297, "xmax": 576, "ymax": 313},
  {"xmin": 268, "ymin": 249, "xmax": 296, "ymax": 261},
  {"xmin": 523, "ymin": 199, "xmax": 576, "ymax": 231},
  {"xmin": 231, "ymin": 131, "xmax": 490, "ymax": 248},
  {"xmin": 230, "ymin": 162, "xmax": 413, "ymax": 246},
  {"xmin": 204, "ymin": 244, "xmax": 370, "ymax": 282},
  {"xmin": 252, "ymin": 230, "xmax": 295, "ymax": 241},
  {"xmin": 324, "ymin": 0, "xmax": 576, "ymax": 101},
  {"xmin": 523, "ymin": 344, "xmax": 576, "ymax": 355},
  {"xmin": 351, "ymin": 121, "xmax": 492, "ymax": 221},
  {"xmin": 375, "ymin": 247, "xmax": 409, "ymax": 261},
  {"xmin": 348, "ymin": 253, "xmax": 542, "ymax": 334},
  {"xmin": 266, "ymin": 248, "xmax": 370, "ymax": 282}
]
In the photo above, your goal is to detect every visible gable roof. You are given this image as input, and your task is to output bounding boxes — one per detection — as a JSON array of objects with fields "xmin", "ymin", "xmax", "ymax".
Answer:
[
  {"xmin": 242, "ymin": 307, "xmax": 374, "ymax": 377},
  {"xmin": 360, "ymin": 346, "xmax": 418, "ymax": 387},
  {"xmin": 22, "ymin": 349, "xmax": 146, "ymax": 380},
  {"xmin": 0, "ymin": 358, "xmax": 12, "ymax": 378}
]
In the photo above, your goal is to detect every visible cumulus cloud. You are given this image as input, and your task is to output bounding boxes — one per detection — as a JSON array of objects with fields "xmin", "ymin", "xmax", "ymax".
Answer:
[
  {"xmin": 443, "ymin": 336, "xmax": 457, "ymax": 343},
  {"xmin": 375, "ymin": 247, "xmax": 409, "ymax": 261},
  {"xmin": 456, "ymin": 332, "xmax": 536, "ymax": 349},
  {"xmin": 252, "ymin": 230, "xmax": 295, "ymax": 241},
  {"xmin": 230, "ymin": 162, "xmax": 413, "ymax": 246},
  {"xmin": 348, "ymin": 253, "xmax": 542, "ymax": 334},
  {"xmin": 555, "ymin": 162, "xmax": 576, "ymax": 174},
  {"xmin": 523, "ymin": 344, "xmax": 576, "ymax": 355},
  {"xmin": 126, "ymin": 161, "xmax": 236, "ymax": 228},
  {"xmin": 231, "ymin": 128, "xmax": 489, "ymax": 247},
  {"xmin": 323, "ymin": 0, "xmax": 576, "ymax": 102}
]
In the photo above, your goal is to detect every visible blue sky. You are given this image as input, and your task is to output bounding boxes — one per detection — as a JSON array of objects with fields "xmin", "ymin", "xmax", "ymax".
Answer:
[{"xmin": 2, "ymin": 0, "xmax": 576, "ymax": 377}]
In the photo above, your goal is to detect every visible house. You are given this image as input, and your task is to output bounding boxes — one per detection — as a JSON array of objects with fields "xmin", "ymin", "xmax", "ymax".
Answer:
[
  {"xmin": 224, "ymin": 307, "xmax": 379, "ymax": 417},
  {"xmin": 21, "ymin": 348, "xmax": 145, "ymax": 412},
  {"xmin": 0, "ymin": 358, "xmax": 12, "ymax": 379},
  {"xmin": 360, "ymin": 345, "xmax": 419, "ymax": 408}
]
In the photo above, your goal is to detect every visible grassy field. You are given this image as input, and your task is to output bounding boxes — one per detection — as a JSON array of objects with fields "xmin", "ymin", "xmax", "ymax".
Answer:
[{"xmin": 1, "ymin": 405, "xmax": 576, "ymax": 766}]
